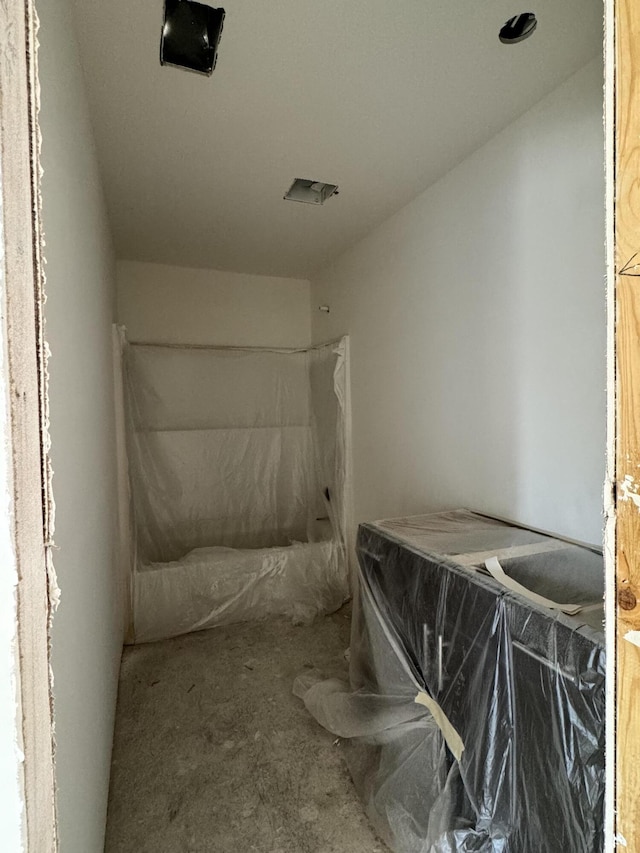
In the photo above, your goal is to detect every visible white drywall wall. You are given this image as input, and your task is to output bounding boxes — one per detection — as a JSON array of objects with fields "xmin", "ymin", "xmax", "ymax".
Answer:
[
  {"xmin": 117, "ymin": 261, "xmax": 310, "ymax": 348},
  {"xmin": 312, "ymin": 59, "xmax": 605, "ymax": 546},
  {"xmin": 37, "ymin": 0, "xmax": 123, "ymax": 850}
]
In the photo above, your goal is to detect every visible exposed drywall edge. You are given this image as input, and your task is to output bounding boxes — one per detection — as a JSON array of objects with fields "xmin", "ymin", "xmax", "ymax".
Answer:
[
  {"xmin": 27, "ymin": 4, "xmax": 60, "ymax": 846},
  {"xmin": 30, "ymin": 4, "xmax": 59, "ymax": 617},
  {"xmin": 37, "ymin": 0, "xmax": 122, "ymax": 847},
  {"xmin": 0, "ymin": 112, "xmax": 26, "ymax": 853},
  {"xmin": 0, "ymin": 0, "xmax": 58, "ymax": 848}
]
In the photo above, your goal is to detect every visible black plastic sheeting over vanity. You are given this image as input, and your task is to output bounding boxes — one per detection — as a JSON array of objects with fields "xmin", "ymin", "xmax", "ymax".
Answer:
[{"xmin": 295, "ymin": 510, "xmax": 605, "ymax": 853}]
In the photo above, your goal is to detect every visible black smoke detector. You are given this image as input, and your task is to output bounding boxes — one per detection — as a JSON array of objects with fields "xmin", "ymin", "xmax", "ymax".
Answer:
[
  {"xmin": 499, "ymin": 12, "xmax": 537, "ymax": 44},
  {"xmin": 160, "ymin": 0, "xmax": 225, "ymax": 75}
]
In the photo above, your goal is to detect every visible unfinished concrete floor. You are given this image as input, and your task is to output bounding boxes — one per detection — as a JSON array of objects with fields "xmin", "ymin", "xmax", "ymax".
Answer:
[{"xmin": 104, "ymin": 606, "xmax": 388, "ymax": 853}]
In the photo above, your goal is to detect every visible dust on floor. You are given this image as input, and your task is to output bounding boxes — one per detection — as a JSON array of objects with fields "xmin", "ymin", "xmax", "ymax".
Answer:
[{"xmin": 104, "ymin": 606, "xmax": 389, "ymax": 853}]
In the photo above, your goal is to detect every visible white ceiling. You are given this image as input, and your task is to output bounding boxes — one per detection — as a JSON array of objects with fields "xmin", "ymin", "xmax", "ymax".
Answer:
[{"xmin": 70, "ymin": 0, "xmax": 603, "ymax": 278}]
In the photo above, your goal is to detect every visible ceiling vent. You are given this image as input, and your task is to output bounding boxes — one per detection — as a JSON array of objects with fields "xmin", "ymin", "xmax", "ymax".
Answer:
[
  {"xmin": 284, "ymin": 179, "xmax": 339, "ymax": 205},
  {"xmin": 499, "ymin": 13, "xmax": 537, "ymax": 44},
  {"xmin": 160, "ymin": 0, "xmax": 225, "ymax": 76}
]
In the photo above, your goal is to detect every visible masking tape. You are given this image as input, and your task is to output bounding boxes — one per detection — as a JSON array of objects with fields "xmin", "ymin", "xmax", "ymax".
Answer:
[
  {"xmin": 484, "ymin": 556, "xmax": 583, "ymax": 615},
  {"xmin": 414, "ymin": 691, "xmax": 464, "ymax": 761}
]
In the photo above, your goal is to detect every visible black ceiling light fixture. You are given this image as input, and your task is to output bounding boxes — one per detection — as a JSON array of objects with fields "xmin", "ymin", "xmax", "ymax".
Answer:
[
  {"xmin": 499, "ymin": 12, "xmax": 537, "ymax": 44},
  {"xmin": 160, "ymin": 0, "xmax": 225, "ymax": 75}
]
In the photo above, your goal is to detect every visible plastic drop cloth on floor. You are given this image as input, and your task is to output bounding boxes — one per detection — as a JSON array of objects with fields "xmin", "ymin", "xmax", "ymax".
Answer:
[
  {"xmin": 123, "ymin": 337, "xmax": 350, "ymax": 643},
  {"xmin": 295, "ymin": 510, "xmax": 605, "ymax": 853}
]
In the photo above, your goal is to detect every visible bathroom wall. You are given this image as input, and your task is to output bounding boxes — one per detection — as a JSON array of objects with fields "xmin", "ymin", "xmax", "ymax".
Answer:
[
  {"xmin": 38, "ymin": 0, "xmax": 123, "ymax": 849},
  {"xmin": 311, "ymin": 58, "xmax": 605, "ymax": 545},
  {"xmin": 117, "ymin": 260, "xmax": 311, "ymax": 348}
]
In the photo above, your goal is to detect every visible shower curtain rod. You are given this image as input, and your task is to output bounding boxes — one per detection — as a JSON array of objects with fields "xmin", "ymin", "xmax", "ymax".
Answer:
[{"xmin": 125, "ymin": 337, "xmax": 346, "ymax": 354}]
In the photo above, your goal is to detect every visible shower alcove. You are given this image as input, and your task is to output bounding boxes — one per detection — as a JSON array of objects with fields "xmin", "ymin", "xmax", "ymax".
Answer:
[{"xmin": 121, "ymin": 334, "xmax": 350, "ymax": 643}]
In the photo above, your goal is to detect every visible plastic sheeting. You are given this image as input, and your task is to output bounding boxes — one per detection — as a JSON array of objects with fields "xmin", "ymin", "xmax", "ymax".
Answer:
[
  {"xmin": 296, "ymin": 510, "xmax": 605, "ymax": 852},
  {"xmin": 124, "ymin": 338, "xmax": 349, "ymax": 642}
]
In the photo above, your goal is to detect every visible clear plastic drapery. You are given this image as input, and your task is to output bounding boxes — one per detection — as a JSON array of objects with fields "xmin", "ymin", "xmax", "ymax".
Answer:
[{"xmin": 124, "ymin": 338, "xmax": 349, "ymax": 642}]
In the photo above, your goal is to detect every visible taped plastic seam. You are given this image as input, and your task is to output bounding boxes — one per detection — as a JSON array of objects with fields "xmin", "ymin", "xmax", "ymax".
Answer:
[
  {"xmin": 455, "ymin": 539, "xmax": 571, "ymax": 566},
  {"xmin": 484, "ymin": 556, "xmax": 584, "ymax": 615},
  {"xmin": 414, "ymin": 692, "xmax": 464, "ymax": 761}
]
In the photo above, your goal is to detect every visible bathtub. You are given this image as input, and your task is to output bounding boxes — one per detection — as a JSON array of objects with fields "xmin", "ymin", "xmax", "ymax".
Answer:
[{"xmin": 133, "ymin": 536, "xmax": 349, "ymax": 644}]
